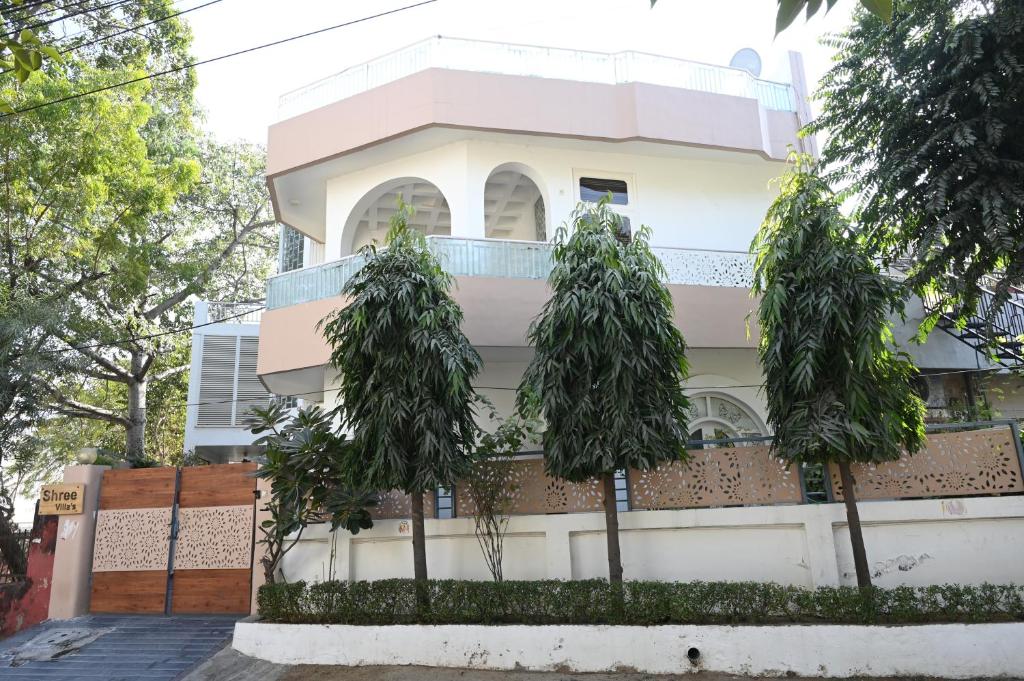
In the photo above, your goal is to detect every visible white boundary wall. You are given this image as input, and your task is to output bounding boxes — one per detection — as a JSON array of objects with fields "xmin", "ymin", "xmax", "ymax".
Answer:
[
  {"xmin": 279, "ymin": 496, "xmax": 1024, "ymax": 587},
  {"xmin": 234, "ymin": 621, "xmax": 1024, "ymax": 677}
]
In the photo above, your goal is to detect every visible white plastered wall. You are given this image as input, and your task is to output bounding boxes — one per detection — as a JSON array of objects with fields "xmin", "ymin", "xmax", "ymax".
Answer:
[
  {"xmin": 324, "ymin": 137, "xmax": 785, "ymax": 259},
  {"xmin": 277, "ymin": 496, "xmax": 1024, "ymax": 588}
]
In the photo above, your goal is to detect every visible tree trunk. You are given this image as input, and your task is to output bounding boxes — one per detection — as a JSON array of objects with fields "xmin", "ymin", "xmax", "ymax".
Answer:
[
  {"xmin": 601, "ymin": 472, "xmax": 623, "ymax": 584},
  {"xmin": 410, "ymin": 490, "xmax": 429, "ymax": 610},
  {"xmin": 837, "ymin": 460, "xmax": 872, "ymax": 589},
  {"xmin": 126, "ymin": 352, "xmax": 147, "ymax": 461}
]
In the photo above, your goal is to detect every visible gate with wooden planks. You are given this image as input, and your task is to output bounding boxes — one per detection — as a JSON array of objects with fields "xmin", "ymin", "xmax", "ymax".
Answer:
[{"xmin": 89, "ymin": 463, "xmax": 257, "ymax": 615}]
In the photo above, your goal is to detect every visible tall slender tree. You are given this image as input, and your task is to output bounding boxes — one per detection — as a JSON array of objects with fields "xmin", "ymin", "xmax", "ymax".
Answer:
[
  {"xmin": 320, "ymin": 201, "xmax": 480, "ymax": 589},
  {"xmin": 519, "ymin": 200, "xmax": 690, "ymax": 583},
  {"xmin": 752, "ymin": 157, "xmax": 926, "ymax": 589},
  {"xmin": 811, "ymin": 0, "xmax": 1024, "ymax": 329}
]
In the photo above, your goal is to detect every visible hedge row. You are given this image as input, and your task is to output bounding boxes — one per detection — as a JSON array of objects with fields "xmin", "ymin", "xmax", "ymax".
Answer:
[{"xmin": 258, "ymin": 579, "xmax": 1024, "ymax": 625}]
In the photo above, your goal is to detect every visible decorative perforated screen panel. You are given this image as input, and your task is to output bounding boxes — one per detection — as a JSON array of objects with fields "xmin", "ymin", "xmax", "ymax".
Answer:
[{"xmin": 829, "ymin": 427, "xmax": 1024, "ymax": 501}]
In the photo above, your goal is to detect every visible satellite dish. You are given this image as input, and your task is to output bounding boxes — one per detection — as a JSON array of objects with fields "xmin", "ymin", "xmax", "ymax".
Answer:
[{"xmin": 729, "ymin": 48, "xmax": 763, "ymax": 77}]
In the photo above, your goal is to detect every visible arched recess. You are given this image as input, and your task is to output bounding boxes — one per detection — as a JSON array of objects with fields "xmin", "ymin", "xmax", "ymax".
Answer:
[
  {"xmin": 484, "ymin": 162, "xmax": 548, "ymax": 241},
  {"xmin": 341, "ymin": 177, "xmax": 451, "ymax": 257},
  {"xmin": 687, "ymin": 391, "xmax": 768, "ymax": 442}
]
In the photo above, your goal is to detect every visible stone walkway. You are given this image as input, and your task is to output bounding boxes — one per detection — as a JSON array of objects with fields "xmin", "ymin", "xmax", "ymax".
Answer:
[{"xmin": 0, "ymin": 614, "xmax": 238, "ymax": 680}]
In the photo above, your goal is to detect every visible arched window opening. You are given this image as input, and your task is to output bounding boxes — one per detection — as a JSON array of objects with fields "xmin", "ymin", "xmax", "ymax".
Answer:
[
  {"xmin": 687, "ymin": 392, "xmax": 766, "ymax": 448},
  {"xmin": 484, "ymin": 166, "xmax": 547, "ymax": 242},
  {"xmin": 344, "ymin": 178, "xmax": 451, "ymax": 256}
]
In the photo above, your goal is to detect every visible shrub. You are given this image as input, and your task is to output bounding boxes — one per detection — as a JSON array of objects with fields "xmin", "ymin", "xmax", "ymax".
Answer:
[{"xmin": 257, "ymin": 579, "xmax": 1024, "ymax": 626}]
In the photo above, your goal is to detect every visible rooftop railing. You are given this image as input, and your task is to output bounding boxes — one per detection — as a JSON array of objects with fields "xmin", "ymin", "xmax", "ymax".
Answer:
[
  {"xmin": 265, "ymin": 236, "xmax": 753, "ymax": 310},
  {"xmin": 278, "ymin": 36, "xmax": 796, "ymax": 120}
]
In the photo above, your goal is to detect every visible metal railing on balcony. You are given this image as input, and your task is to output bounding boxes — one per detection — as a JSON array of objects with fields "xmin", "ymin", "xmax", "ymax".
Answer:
[
  {"xmin": 265, "ymin": 236, "xmax": 753, "ymax": 310},
  {"xmin": 278, "ymin": 36, "xmax": 797, "ymax": 120},
  {"xmin": 206, "ymin": 301, "xmax": 264, "ymax": 324}
]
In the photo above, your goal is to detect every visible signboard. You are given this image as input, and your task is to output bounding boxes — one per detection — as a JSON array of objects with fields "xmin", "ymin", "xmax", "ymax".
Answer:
[{"xmin": 39, "ymin": 483, "xmax": 85, "ymax": 515}]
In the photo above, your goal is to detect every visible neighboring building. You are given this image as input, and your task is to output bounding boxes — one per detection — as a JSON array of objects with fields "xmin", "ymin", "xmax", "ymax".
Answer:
[
  {"xmin": 185, "ymin": 36, "xmax": 1024, "ymax": 586},
  {"xmin": 183, "ymin": 300, "xmax": 270, "ymax": 463}
]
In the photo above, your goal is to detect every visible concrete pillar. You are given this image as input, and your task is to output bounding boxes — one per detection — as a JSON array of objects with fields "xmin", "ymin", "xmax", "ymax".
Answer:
[
  {"xmin": 250, "ymin": 475, "xmax": 272, "ymax": 616},
  {"xmin": 48, "ymin": 465, "xmax": 107, "ymax": 619},
  {"xmin": 543, "ymin": 516, "xmax": 573, "ymax": 579},
  {"xmin": 802, "ymin": 506, "xmax": 841, "ymax": 587},
  {"xmin": 447, "ymin": 142, "xmax": 486, "ymax": 239}
]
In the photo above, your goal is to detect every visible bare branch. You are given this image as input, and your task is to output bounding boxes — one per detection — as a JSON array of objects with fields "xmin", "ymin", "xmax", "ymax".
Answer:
[
  {"xmin": 63, "ymin": 340, "xmax": 130, "ymax": 380},
  {"xmin": 143, "ymin": 218, "xmax": 276, "ymax": 321},
  {"xmin": 151, "ymin": 363, "xmax": 189, "ymax": 383},
  {"xmin": 50, "ymin": 396, "xmax": 131, "ymax": 427}
]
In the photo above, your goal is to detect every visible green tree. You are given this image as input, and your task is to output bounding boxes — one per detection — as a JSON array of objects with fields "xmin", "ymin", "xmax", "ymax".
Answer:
[
  {"xmin": 752, "ymin": 158, "xmax": 926, "ymax": 589},
  {"xmin": 647, "ymin": 0, "xmax": 893, "ymax": 35},
  {"xmin": 811, "ymin": 0, "xmax": 1024, "ymax": 330},
  {"xmin": 0, "ymin": 1, "xmax": 62, "ymax": 101},
  {"xmin": 251, "ymin": 402, "xmax": 376, "ymax": 584},
  {"xmin": 319, "ymin": 201, "xmax": 481, "ymax": 588},
  {"xmin": 0, "ymin": 0, "xmax": 207, "ymax": 571},
  {"xmin": 47, "ymin": 139, "xmax": 276, "ymax": 461},
  {"xmin": 518, "ymin": 200, "xmax": 690, "ymax": 583}
]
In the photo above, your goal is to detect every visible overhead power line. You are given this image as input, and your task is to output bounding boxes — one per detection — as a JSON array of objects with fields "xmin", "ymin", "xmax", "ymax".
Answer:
[
  {"xmin": 45, "ymin": 304, "xmax": 266, "ymax": 357},
  {"xmin": 2, "ymin": 0, "xmax": 132, "ymax": 39},
  {"xmin": 1, "ymin": 0, "xmax": 439, "ymax": 118},
  {"xmin": 2, "ymin": 0, "xmax": 91, "ymax": 28},
  {"xmin": 103, "ymin": 364, "xmax": 1024, "ymax": 412},
  {"xmin": 0, "ymin": 0, "xmax": 225, "ymax": 76}
]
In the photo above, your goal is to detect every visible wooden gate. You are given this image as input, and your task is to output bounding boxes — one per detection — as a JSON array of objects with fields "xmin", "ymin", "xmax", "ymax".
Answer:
[{"xmin": 90, "ymin": 463, "xmax": 256, "ymax": 615}]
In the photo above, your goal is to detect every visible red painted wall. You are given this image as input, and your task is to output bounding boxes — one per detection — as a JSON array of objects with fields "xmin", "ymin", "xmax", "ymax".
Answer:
[{"xmin": 1, "ymin": 513, "xmax": 57, "ymax": 638}]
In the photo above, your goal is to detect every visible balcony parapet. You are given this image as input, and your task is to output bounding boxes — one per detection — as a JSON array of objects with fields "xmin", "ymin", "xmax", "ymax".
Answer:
[
  {"xmin": 278, "ymin": 36, "xmax": 796, "ymax": 121},
  {"xmin": 265, "ymin": 236, "xmax": 753, "ymax": 311}
]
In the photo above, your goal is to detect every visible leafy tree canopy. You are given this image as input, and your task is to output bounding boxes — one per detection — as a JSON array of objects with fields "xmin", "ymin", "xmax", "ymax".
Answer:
[
  {"xmin": 811, "ymin": 0, "xmax": 1024, "ymax": 323},
  {"xmin": 647, "ymin": 0, "xmax": 893, "ymax": 35},
  {"xmin": 752, "ymin": 157, "xmax": 927, "ymax": 466},
  {"xmin": 320, "ymin": 203, "xmax": 481, "ymax": 495},
  {"xmin": 519, "ymin": 200, "xmax": 691, "ymax": 482}
]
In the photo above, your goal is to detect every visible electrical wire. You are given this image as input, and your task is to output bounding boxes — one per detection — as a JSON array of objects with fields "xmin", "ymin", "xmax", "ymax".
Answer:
[
  {"xmin": 2, "ymin": 0, "xmax": 132, "ymax": 39},
  {"xmin": 82, "ymin": 361, "xmax": 1024, "ymax": 412},
  {"xmin": 2, "ymin": 0, "xmax": 91, "ymax": 28},
  {"xmin": 41, "ymin": 304, "xmax": 266, "ymax": 357},
  {"xmin": 0, "ymin": 0, "xmax": 224, "ymax": 75},
  {"xmin": 1, "ymin": 0, "xmax": 439, "ymax": 118}
]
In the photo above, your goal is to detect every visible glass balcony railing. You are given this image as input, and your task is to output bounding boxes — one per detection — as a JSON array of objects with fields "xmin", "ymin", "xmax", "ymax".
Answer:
[
  {"xmin": 278, "ymin": 36, "xmax": 796, "ymax": 120},
  {"xmin": 265, "ymin": 236, "xmax": 753, "ymax": 311}
]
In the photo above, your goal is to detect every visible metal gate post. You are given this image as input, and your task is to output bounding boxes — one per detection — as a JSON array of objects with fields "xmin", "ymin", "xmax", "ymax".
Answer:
[{"xmin": 163, "ymin": 468, "xmax": 182, "ymax": 615}]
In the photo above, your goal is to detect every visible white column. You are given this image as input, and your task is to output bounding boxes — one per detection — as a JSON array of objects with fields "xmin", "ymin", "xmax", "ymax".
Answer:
[
  {"xmin": 445, "ymin": 142, "xmax": 486, "ymax": 239},
  {"xmin": 543, "ymin": 516, "xmax": 573, "ymax": 579},
  {"xmin": 803, "ymin": 506, "xmax": 841, "ymax": 587}
]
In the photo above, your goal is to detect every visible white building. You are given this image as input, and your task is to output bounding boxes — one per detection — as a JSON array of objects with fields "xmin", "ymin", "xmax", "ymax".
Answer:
[
  {"xmin": 182, "ymin": 301, "xmax": 269, "ymax": 463},
  {"xmin": 187, "ymin": 37, "xmax": 1024, "ymax": 586}
]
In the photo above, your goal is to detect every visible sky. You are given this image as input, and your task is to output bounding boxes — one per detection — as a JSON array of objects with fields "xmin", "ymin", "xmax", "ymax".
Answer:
[{"xmin": 186, "ymin": 0, "xmax": 856, "ymax": 145}]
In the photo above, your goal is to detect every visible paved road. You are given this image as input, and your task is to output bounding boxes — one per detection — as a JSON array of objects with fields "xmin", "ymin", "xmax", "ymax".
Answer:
[{"xmin": 0, "ymin": 614, "xmax": 237, "ymax": 680}]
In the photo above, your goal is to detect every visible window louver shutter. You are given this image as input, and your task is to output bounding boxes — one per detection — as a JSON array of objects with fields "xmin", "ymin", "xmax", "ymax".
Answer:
[
  {"xmin": 197, "ymin": 335, "xmax": 238, "ymax": 427},
  {"xmin": 235, "ymin": 337, "xmax": 269, "ymax": 427}
]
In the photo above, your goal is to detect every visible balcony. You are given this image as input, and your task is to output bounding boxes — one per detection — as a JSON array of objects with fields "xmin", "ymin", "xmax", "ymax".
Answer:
[
  {"xmin": 278, "ymin": 36, "xmax": 795, "ymax": 121},
  {"xmin": 257, "ymin": 237, "xmax": 759, "ymax": 395},
  {"xmin": 266, "ymin": 236, "xmax": 753, "ymax": 310}
]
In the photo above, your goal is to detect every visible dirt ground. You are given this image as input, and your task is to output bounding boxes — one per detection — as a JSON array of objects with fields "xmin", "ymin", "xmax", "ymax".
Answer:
[
  {"xmin": 182, "ymin": 647, "xmax": 1014, "ymax": 681},
  {"xmin": 281, "ymin": 666, "xmax": 980, "ymax": 681}
]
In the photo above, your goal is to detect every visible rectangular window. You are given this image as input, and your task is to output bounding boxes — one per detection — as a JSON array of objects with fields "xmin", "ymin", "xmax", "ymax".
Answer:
[
  {"xmin": 272, "ymin": 395, "xmax": 298, "ymax": 410},
  {"xmin": 580, "ymin": 177, "xmax": 628, "ymax": 205},
  {"xmin": 614, "ymin": 470, "xmax": 630, "ymax": 512},
  {"xmin": 436, "ymin": 486, "xmax": 455, "ymax": 519},
  {"xmin": 279, "ymin": 225, "xmax": 305, "ymax": 273}
]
